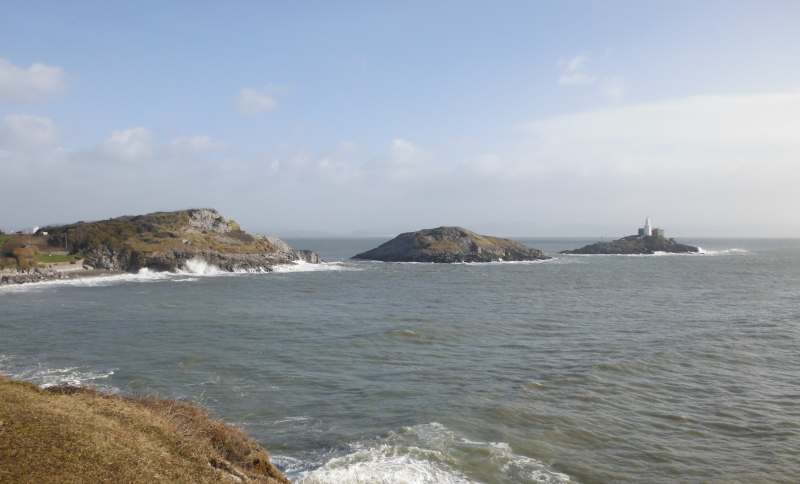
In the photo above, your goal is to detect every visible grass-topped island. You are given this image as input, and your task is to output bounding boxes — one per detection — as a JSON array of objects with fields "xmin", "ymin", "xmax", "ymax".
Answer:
[
  {"xmin": 353, "ymin": 226, "xmax": 549, "ymax": 263},
  {"xmin": 1, "ymin": 209, "xmax": 321, "ymax": 285}
]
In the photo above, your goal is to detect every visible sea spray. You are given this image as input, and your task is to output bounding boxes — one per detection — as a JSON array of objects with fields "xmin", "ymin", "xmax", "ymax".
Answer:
[{"xmin": 281, "ymin": 423, "xmax": 569, "ymax": 484}]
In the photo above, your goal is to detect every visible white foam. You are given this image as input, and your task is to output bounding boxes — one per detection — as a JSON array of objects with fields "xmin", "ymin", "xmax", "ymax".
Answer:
[
  {"xmin": 695, "ymin": 247, "xmax": 749, "ymax": 256},
  {"xmin": 284, "ymin": 423, "xmax": 570, "ymax": 484},
  {"xmin": 183, "ymin": 257, "xmax": 220, "ymax": 274},
  {"xmin": 461, "ymin": 257, "xmax": 574, "ymax": 266},
  {"xmin": 10, "ymin": 364, "xmax": 119, "ymax": 392},
  {"xmin": 0, "ymin": 269, "xmax": 175, "ymax": 292},
  {"xmin": 0, "ymin": 259, "xmax": 354, "ymax": 293},
  {"xmin": 271, "ymin": 261, "xmax": 356, "ymax": 273},
  {"xmin": 293, "ymin": 445, "xmax": 474, "ymax": 484}
]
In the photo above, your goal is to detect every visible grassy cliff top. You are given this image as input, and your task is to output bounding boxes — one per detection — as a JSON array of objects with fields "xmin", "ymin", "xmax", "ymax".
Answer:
[
  {"xmin": 0, "ymin": 376, "xmax": 289, "ymax": 484},
  {"xmin": 39, "ymin": 209, "xmax": 279, "ymax": 257}
]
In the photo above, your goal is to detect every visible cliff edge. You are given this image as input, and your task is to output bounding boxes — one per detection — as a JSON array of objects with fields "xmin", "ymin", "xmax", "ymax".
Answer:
[
  {"xmin": 352, "ymin": 226, "xmax": 549, "ymax": 263},
  {"xmin": 0, "ymin": 376, "xmax": 290, "ymax": 484}
]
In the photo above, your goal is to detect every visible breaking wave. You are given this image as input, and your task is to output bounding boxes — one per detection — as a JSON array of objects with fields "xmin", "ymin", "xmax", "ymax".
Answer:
[
  {"xmin": 695, "ymin": 247, "xmax": 749, "ymax": 256},
  {"xmin": 0, "ymin": 259, "xmax": 353, "ymax": 293},
  {"xmin": 277, "ymin": 423, "xmax": 570, "ymax": 484},
  {"xmin": 1, "ymin": 356, "xmax": 119, "ymax": 392}
]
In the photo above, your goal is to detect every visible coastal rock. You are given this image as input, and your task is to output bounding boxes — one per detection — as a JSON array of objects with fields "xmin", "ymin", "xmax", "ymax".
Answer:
[
  {"xmin": 184, "ymin": 208, "xmax": 238, "ymax": 234},
  {"xmin": 35, "ymin": 209, "xmax": 321, "ymax": 275},
  {"xmin": 560, "ymin": 235, "xmax": 699, "ymax": 255},
  {"xmin": 142, "ymin": 248, "xmax": 321, "ymax": 272},
  {"xmin": 353, "ymin": 226, "xmax": 549, "ymax": 263}
]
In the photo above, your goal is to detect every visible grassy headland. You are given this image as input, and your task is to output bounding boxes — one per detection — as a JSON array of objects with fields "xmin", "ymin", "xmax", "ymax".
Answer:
[
  {"xmin": 0, "ymin": 376, "xmax": 290, "ymax": 484},
  {"xmin": 41, "ymin": 210, "xmax": 278, "ymax": 260}
]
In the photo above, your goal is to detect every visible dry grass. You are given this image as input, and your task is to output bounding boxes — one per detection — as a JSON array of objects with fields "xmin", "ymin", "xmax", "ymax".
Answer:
[{"xmin": 0, "ymin": 376, "xmax": 290, "ymax": 484}]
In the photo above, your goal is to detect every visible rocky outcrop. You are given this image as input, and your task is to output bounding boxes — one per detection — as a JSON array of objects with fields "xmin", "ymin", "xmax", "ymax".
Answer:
[
  {"xmin": 36, "ymin": 209, "xmax": 321, "ymax": 274},
  {"xmin": 141, "ymin": 248, "xmax": 321, "ymax": 272},
  {"xmin": 1, "ymin": 267, "xmax": 81, "ymax": 285},
  {"xmin": 353, "ymin": 226, "xmax": 549, "ymax": 263},
  {"xmin": 184, "ymin": 208, "xmax": 238, "ymax": 234},
  {"xmin": 560, "ymin": 235, "xmax": 699, "ymax": 255}
]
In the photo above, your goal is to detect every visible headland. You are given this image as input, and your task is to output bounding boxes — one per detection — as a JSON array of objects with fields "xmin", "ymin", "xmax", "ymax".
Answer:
[{"xmin": 1, "ymin": 209, "xmax": 320, "ymax": 285}]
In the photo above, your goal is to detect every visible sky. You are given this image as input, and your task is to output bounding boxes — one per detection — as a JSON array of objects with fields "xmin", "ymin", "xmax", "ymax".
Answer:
[{"xmin": 2, "ymin": 1, "xmax": 800, "ymax": 237}]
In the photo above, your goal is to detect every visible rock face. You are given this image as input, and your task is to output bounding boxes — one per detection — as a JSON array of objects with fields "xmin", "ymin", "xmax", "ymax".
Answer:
[
  {"xmin": 560, "ymin": 235, "xmax": 699, "ymax": 255},
  {"xmin": 38, "ymin": 209, "xmax": 321, "ymax": 273},
  {"xmin": 353, "ymin": 226, "xmax": 549, "ymax": 263}
]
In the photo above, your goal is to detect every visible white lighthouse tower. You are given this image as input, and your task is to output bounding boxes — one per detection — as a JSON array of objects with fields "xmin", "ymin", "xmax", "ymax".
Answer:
[{"xmin": 643, "ymin": 217, "xmax": 652, "ymax": 236}]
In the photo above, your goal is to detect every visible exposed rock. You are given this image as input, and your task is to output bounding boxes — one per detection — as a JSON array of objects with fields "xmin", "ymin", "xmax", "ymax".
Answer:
[
  {"xmin": 141, "ymin": 248, "xmax": 321, "ymax": 272},
  {"xmin": 32, "ymin": 209, "xmax": 321, "ymax": 276},
  {"xmin": 185, "ymin": 208, "xmax": 238, "ymax": 234},
  {"xmin": 560, "ymin": 235, "xmax": 699, "ymax": 255},
  {"xmin": 353, "ymin": 226, "xmax": 549, "ymax": 263}
]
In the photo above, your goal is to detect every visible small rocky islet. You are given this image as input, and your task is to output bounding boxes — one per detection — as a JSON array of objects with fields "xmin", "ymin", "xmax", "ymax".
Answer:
[
  {"xmin": 352, "ymin": 226, "xmax": 549, "ymax": 263},
  {"xmin": 560, "ymin": 218, "xmax": 699, "ymax": 255}
]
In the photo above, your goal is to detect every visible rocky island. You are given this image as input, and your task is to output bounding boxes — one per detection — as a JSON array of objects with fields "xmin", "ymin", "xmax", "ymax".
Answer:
[
  {"xmin": 1, "ymin": 209, "xmax": 320, "ymax": 284},
  {"xmin": 560, "ymin": 218, "xmax": 699, "ymax": 255},
  {"xmin": 353, "ymin": 226, "xmax": 549, "ymax": 263}
]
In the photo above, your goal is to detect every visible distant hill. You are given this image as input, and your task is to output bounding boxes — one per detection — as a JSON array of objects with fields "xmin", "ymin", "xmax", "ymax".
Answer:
[{"xmin": 353, "ymin": 226, "xmax": 549, "ymax": 263}]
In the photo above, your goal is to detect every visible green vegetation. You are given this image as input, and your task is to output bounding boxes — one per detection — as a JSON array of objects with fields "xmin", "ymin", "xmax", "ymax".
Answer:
[
  {"xmin": 0, "ymin": 235, "xmax": 12, "ymax": 246},
  {"xmin": 0, "ymin": 376, "xmax": 290, "ymax": 484},
  {"xmin": 36, "ymin": 254, "xmax": 79, "ymax": 263},
  {"xmin": 416, "ymin": 227, "xmax": 518, "ymax": 252},
  {"xmin": 40, "ymin": 210, "xmax": 277, "ymax": 259}
]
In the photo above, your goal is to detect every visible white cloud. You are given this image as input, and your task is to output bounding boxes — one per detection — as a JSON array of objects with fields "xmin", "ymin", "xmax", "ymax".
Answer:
[
  {"xmin": 558, "ymin": 54, "xmax": 597, "ymax": 86},
  {"xmin": 602, "ymin": 76, "xmax": 628, "ymax": 102},
  {"xmin": 385, "ymin": 138, "xmax": 433, "ymax": 166},
  {"xmin": 99, "ymin": 127, "xmax": 154, "ymax": 161},
  {"xmin": 519, "ymin": 91, "xmax": 800, "ymax": 151},
  {"xmin": 0, "ymin": 58, "xmax": 67, "ymax": 103},
  {"xmin": 165, "ymin": 135, "xmax": 226, "ymax": 155},
  {"xmin": 236, "ymin": 85, "xmax": 291, "ymax": 115},
  {"xmin": 4, "ymin": 92, "xmax": 800, "ymax": 234},
  {"xmin": 0, "ymin": 114, "xmax": 61, "ymax": 150}
]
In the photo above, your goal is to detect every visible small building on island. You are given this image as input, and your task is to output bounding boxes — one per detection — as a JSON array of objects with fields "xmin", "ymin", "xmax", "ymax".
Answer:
[{"xmin": 637, "ymin": 217, "xmax": 665, "ymax": 237}]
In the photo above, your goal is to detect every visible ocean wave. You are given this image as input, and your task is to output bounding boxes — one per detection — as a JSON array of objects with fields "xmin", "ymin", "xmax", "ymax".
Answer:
[
  {"xmin": 271, "ymin": 261, "xmax": 357, "ymax": 273},
  {"xmin": 0, "ymin": 270, "xmax": 177, "ymax": 292},
  {"xmin": 6, "ymin": 361, "xmax": 119, "ymax": 392},
  {"xmin": 695, "ymin": 248, "xmax": 749, "ymax": 256},
  {"xmin": 562, "ymin": 248, "xmax": 748, "ymax": 257},
  {"xmin": 0, "ymin": 260, "xmax": 354, "ymax": 293},
  {"xmin": 280, "ymin": 422, "xmax": 570, "ymax": 484}
]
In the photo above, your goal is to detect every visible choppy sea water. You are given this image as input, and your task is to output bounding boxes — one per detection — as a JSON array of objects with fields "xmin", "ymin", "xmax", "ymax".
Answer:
[{"xmin": 1, "ymin": 237, "xmax": 799, "ymax": 484}]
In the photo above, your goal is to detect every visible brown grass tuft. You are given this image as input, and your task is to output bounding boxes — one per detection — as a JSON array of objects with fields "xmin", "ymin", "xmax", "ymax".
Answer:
[{"xmin": 0, "ymin": 376, "xmax": 290, "ymax": 484}]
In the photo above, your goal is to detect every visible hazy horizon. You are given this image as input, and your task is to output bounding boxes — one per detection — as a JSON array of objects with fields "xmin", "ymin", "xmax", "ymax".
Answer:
[{"xmin": 2, "ymin": 2, "xmax": 799, "ymax": 237}]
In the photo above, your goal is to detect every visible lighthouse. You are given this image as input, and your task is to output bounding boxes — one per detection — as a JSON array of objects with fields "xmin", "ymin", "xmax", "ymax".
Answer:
[{"xmin": 643, "ymin": 217, "xmax": 652, "ymax": 236}]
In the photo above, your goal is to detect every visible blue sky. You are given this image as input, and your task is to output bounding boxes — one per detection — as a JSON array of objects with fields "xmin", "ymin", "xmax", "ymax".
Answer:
[{"xmin": 2, "ymin": 1, "xmax": 800, "ymax": 236}]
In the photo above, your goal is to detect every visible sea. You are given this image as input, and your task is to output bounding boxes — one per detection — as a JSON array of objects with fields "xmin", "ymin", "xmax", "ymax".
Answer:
[{"xmin": 1, "ymin": 237, "xmax": 798, "ymax": 484}]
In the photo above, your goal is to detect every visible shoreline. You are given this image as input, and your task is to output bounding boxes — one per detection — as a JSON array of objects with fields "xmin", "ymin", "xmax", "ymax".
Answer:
[{"xmin": 0, "ymin": 268, "xmax": 125, "ymax": 286}]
